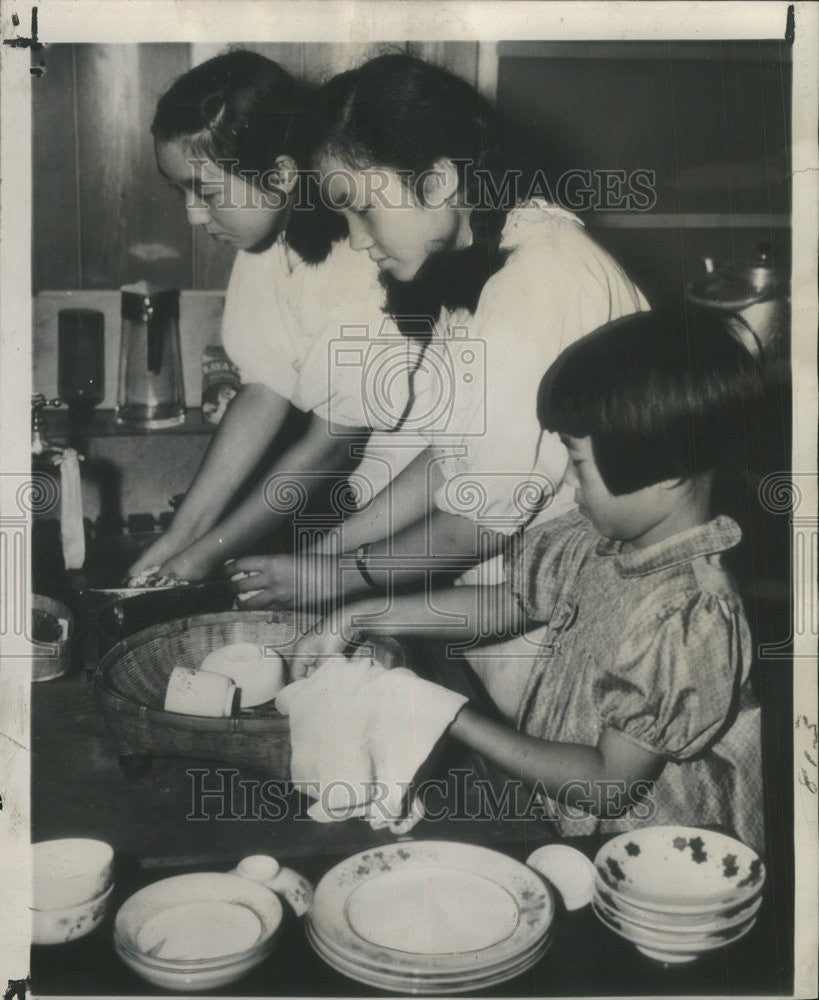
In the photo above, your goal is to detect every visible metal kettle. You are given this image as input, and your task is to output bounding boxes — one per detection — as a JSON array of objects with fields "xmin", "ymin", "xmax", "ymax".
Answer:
[{"xmin": 686, "ymin": 243, "xmax": 789, "ymax": 362}]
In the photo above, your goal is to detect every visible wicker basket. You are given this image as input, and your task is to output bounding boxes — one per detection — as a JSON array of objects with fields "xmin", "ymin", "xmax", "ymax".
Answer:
[{"xmin": 93, "ymin": 610, "xmax": 406, "ymax": 780}]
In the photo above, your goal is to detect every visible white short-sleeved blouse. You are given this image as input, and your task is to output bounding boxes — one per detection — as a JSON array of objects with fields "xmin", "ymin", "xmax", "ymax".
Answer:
[
  {"xmin": 221, "ymin": 233, "xmax": 391, "ymax": 422},
  {"xmin": 426, "ymin": 202, "xmax": 648, "ymax": 531}
]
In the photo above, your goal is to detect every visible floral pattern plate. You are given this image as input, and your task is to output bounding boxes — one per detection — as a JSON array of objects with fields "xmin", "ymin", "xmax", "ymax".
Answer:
[
  {"xmin": 307, "ymin": 919, "xmax": 553, "ymax": 994},
  {"xmin": 308, "ymin": 841, "xmax": 554, "ymax": 980},
  {"xmin": 594, "ymin": 826, "xmax": 765, "ymax": 913}
]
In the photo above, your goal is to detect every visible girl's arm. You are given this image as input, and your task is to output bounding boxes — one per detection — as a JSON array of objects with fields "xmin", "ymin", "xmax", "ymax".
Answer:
[
  {"xmin": 129, "ymin": 383, "xmax": 291, "ymax": 576},
  {"xmin": 331, "ymin": 447, "xmax": 443, "ymax": 553},
  {"xmin": 230, "ymin": 496, "xmax": 503, "ymax": 609},
  {"xmin": 150, "ymin": 412, "xmax": 365, "ymax": 581},
  {"xmin": 449, "ymin": 712, "xmax": 665, "ymax": 818},
  {"xmin": 289, "ymin": 584, "xmax": 527, "ymax": 677}
]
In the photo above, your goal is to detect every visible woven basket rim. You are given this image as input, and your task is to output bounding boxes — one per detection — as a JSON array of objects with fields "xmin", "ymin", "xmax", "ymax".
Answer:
[{"xmin": 93, "ymin": 609, "xmax": 311, "ymax": 711}]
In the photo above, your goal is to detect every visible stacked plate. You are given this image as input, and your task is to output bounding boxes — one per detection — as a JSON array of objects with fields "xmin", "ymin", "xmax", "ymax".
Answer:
[
  {"xmin": 307, "ymin": 841, "xmax": 555, "ymax": 994},
  {"xmin": 592, "ymin": 826, "xmax": 766, "ymax": 963},
  {"xmin": 114, "ymin": 872, "xmax": 284, "ymax": 991}
]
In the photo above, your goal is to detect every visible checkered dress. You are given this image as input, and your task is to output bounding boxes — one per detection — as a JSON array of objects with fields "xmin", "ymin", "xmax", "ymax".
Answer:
[{"xmin": 506, "ymin": 511, "xmax": 764, "ymax": 853}]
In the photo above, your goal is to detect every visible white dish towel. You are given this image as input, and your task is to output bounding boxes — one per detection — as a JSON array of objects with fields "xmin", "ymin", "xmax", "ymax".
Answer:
[{"xmin": 276, "ymin": 657, "xmax": 467, "ymax": 833}]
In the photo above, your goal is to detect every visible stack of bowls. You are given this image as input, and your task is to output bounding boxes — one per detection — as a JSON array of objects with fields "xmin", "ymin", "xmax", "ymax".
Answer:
[
  {"xmin": 113, "ymin": 872, "xmax": 284, "ymax": 991},
  {"xmin": 32, "ymin": 839, "xmax": 114, "ymax": 945},
  {"xmin": 592, "ymin": 826, "xmax": 766, "ymax": 963}
]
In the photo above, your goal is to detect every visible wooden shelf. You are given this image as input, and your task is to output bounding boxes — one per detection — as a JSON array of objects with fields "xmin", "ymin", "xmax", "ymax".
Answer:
[{"xmin": 44, "ymin": 408, "xmax": 216, "ymax": 439}]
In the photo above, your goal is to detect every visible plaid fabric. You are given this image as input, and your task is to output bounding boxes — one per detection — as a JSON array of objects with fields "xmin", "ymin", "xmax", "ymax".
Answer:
[{"xmin": 505, "ymin": 511, "xmax": 764, "ymax": 853}]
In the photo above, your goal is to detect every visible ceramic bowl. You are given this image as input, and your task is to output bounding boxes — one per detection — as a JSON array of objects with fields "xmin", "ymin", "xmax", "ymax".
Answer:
[
  {"xmin": 200, "ymin": 643, "xmax": 285, "ymax": 708},
  {"xmin": 594, "ymin": 882, "xmax": 763, "ymax": 930},
  {"xmin": 114, "ymin": 872, "xmax": 283, "ymax": 991},
  {"xmin": 594, "ymin": 826, "xmax": 765, "ymax": 913},
  {"xmin": 527, "ymin": 844, "xmax": 595, "ymax": 910},
  {"xmin": 592, "ymin": 899, "xmax": 757, "ymax": 963},
  {"xmin": 32, "ymin": 883, "xmax": 114, "ymax": 945},
  {"xmin": 114, "ymin": 938, "xmax": 274, "ymax": 992},
  {"xmin": 32, "ymin": 838, "xmax": 114, "ymax": 910},
  {"xmin": 31, "ymin": 595, "xmax": 74, "ymax": 682},
  {"xmin": 592, "ymin": 889, "xmax": 760, "ymax": 939}
]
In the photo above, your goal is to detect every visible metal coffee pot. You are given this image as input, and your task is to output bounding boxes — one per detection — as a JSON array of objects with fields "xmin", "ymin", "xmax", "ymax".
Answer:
[
  {"xmin": 116, "ymin": 282, "xmax": 185, "ymax": 428},
  {"xmin": 686, "ymin": 243, "xmax": 789, "ymax": 362}
]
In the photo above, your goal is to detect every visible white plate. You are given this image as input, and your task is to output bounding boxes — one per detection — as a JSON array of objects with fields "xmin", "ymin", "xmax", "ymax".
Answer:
[
  {"xmin": 594, "ymin": 827, "xmax": 765, "ymax": 913},
  {"xmin": 306, "ymin": 920, "xmax": 552, "ymax": 994},
  {"xmin": 309, "ymin": 841, "xmax": 554, "ymax": 978},
  {"xmin": 307, "ymin": 911, "xmax": 552, "ymax": 980}
]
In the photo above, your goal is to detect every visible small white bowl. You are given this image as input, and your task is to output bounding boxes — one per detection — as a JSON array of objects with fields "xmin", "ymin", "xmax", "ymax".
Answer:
[
  {"xmin": 32, "ymin": 838, "xmax": 114, "ymax": 910},
  {"xmin": 32, "ymin": 882, "xmax": 114, "ymax": 945},
  {"xmin": 527, "ymin": 844, "xmax": 595, "ymax": 911},
  {"xmin": 200, "ymin": 643, "xmax": 285, "ymax": 708}
]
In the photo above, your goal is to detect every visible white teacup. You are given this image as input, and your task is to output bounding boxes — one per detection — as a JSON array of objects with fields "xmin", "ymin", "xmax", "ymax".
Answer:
[
  {"xmin": 32, "ymin": 838, "xmax": 114, "ymax": 910},
  {"xmin": 200, "ymin": 643, "xmax": 285, "ymax": 708},
  {"xmin": 164, "ymin": 666, "xmax": 239, "ymax": 717}
]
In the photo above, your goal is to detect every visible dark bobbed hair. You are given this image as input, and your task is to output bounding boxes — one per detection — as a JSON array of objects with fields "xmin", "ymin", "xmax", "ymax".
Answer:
[
  {"xmin": 537, "ymin": 310, "xmax": 765, "ymax": 495},
  {"xmin": 151, "ymin": 49, "xmax": 344, "ymax": 262},
  {"xmin": 309, "ymin": 53, "xmax": 511, "ymax": 338}
]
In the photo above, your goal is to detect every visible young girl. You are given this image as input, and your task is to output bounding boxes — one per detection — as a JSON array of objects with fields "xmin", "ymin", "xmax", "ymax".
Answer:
[
  {"xmin": 229, "ymin": 53, "xmax": 646, "ymax": 714},
  {"xmin": 129, "ymin": 51, "xmax": 394, "ymax": 583},
  {"xmin": 290, "ymin": 311, "xmax": 765, "ymax": 853}
]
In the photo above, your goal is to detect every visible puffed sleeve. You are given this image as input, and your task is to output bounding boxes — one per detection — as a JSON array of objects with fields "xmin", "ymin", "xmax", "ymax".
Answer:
[
  {"xmin": 505, "ymin": 510, "xmax": 594, "ymax": 620},
  {"xmin": 594, "ymin": 591, "xmax": 751, "ymax": 759}
]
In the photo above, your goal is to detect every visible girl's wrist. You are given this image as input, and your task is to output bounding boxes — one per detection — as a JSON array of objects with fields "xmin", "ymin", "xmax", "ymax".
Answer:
[{"xmin": 448, "ymin": 706, "xmax": 479, "ymax": 745}]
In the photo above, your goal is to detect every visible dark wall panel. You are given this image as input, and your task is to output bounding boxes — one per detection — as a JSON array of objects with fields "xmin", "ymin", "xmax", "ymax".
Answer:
[
  {"xmin": 497, "ymin": 42, "xmax": 791, "ymax": 217},
  {"xmin": 74, "ymin": 44, "xmax": 193, "ymax": 291},
  {"xmin": 32, "ymin": 45, "xmax": 81, "ymax": 290}
]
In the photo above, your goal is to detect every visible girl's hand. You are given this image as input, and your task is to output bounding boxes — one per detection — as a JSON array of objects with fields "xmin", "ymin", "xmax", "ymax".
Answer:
[
  {"xmin": 151, "ymin": 542, "xmax": 225, "ymax": 583},
  {"xmin": 227, "ymin": 553, "xmax": 342, "ymax": 611},
  {"xmin": 289, "ymin": 620, "xmax": 353, "ymax": 680},
  {"xmin": 128, "ymin": 526, "xmax": 197, "ymax": 578}
]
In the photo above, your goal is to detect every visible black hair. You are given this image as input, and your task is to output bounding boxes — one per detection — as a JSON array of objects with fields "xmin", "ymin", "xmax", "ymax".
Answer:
[
  {"xmin": 537, "ymin": 310, "xmax": 765, "ymax": 495},
  {"xmin": 309, "ymin": 53, "xmax": 511, "ymax": 340},
  {"xmin": 152, "ymin": 49, "xmax": 344, "ymax": 262}
]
